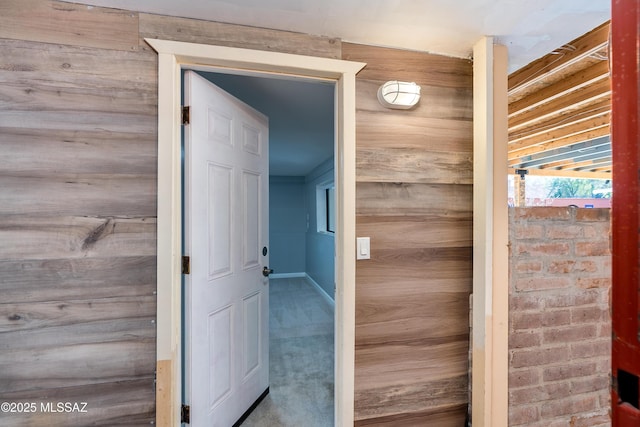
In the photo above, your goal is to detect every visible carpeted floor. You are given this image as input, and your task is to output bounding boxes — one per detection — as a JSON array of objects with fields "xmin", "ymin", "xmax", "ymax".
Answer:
[{"xmin": 240, "ymin": 277, "xmax": 335, "ymax": 427}]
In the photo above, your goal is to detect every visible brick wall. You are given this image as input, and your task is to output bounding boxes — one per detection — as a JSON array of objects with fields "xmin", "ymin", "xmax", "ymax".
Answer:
[{"xmin": 509, "ymin": 207, "xmax": 611, "ymax": 427}]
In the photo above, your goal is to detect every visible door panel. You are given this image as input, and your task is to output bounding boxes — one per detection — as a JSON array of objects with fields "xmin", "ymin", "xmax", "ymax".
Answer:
[
  {"xmin": 243, "ymin": 171, "xmax": 261, "ymax": 269},
  {"xmin": 209, "ymin": 306, "xmax": 233, "ymax": 407},
  {"xmin": 184, "ymin": 70, "xmax": 269, "ymax": 426},
  {"xmin": 208, "ymin": 163, "xmax": 233, "ymax": 278},
  {"xmin": 243, "ymin": 292, "xmax": 261, "ymax": 378}
]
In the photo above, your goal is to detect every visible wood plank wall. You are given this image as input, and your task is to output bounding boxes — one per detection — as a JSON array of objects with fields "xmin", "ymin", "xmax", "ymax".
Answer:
[
  {"xmin": 0, "ymin": 1, "xmax": 472, "ymax": 425},
  {"xmin": 343, "ymin": 43, "xmax": 474, "ymax": 426},
  {"xmin": 0, "ymin": 1, "xmax": 157, "ymax": 425}
]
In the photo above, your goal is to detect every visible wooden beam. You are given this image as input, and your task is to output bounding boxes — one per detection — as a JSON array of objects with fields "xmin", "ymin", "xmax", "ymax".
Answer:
[
  {"xmin": 508, "ymin": 112, "xmax": 610, "ymax": 151},
  {"xmin": 592, "ymin": 165, "xmax": 613, "ymax": 173},
  {"xmin": 509, "ymin": 98, "xmax": 610, "ymax": 141},
  {"xmin": 508, "ymin": 126, "xmax": 611, "ymax": 160},
  {"xmin": 558, "ymin": 158, "xmax": 612, "ymax": 171},
  {"xmin": 509, "ymin": 61, "xmax": 609, "ymax": 115},
  {"xmin": 540, "ymin": 154, "xmax": 611, "ymax": 170},
  {"xmin": 508, "ymin": 138, "xmax": 611, "ymax": 167},
  {"xmin": 507, "ymin": 167, "xmax": 611, "ymax": 179},
  {"xmin": 509, "ymin": 79, "xmax": 611, "ymax": 130},
  {"xmin": 508, "ymin": 21, "xmax": 610, "ymax": 94}
]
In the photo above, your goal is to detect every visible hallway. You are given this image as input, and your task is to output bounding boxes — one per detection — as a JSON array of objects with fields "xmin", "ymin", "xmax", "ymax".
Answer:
[{"xmin": 241, "ymin": 277, "xmax": 334, "ymax": 426}]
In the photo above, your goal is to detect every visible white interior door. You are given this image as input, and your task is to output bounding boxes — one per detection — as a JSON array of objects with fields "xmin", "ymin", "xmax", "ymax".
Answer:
[{"xmin": 184, "ymin": 70, "xmax": 270, "ymax": 426}]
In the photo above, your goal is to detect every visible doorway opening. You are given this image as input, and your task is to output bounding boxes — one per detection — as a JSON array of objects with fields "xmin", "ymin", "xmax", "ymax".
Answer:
[
  {"xmin": 187, "ymin": 69, "xmax": 337, "ymax": 424},
  {"xmin": 149, "ymin": 38, "xmax": 365, "ymax": 426}
]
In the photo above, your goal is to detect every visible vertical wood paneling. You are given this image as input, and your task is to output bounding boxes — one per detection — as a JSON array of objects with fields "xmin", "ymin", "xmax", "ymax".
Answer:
[{"xmin": 344, "ymin": 42, "xmax": 474, "ymax": 425}]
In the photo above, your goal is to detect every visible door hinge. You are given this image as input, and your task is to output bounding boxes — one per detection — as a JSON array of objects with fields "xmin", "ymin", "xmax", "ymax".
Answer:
[
  {"xmin": 182, "ymin": 106, "xmax": 190, "ymax": 125},
  {"xmin": 181, "ymin": 404, "xmax": 190, "ymax": 423},
  {"xmin": 182, "ymin": 256, "xmax": 191, "ymax": 275}
]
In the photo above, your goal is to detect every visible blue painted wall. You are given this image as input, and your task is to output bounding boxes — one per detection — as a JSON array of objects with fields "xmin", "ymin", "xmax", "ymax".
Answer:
[
  {"xmin": 268, "ymin": 161, "xmax": 335, "ymax": 300},
  {"xmin": 269, "ymin": 176, "xmax": 306, "ymax": 274},
  {"xmin": 305, "ymin": 158, "xmax": 335, "ymax": 299},
  {"xmin": 199, "ymin": 71, "xmax": 335, "ymax": 298}
]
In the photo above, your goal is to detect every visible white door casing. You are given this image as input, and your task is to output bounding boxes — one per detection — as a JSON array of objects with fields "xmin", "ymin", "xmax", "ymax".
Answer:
[
  {"xmin": 148, "ymin": 38, "xmax": 365, "ymax": 426},
  {"xmin": 184, "ymin": 71, "xmax": 269, "ymax": 426}
]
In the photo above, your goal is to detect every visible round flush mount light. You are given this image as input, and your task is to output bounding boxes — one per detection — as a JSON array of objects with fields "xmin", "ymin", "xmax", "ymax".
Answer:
[{"xmin": 377, "ymin": 80, "xmax": 421, "ymax": 110}]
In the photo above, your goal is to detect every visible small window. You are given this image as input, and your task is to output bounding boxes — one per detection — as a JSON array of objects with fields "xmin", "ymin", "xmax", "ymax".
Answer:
[
  {"xmin": 316, "ymin": 182, "xmax": 335, "ymax": 234},
  {"xmin": 326, "ymin": 186, "xmax": 335, "ymax": 233}
]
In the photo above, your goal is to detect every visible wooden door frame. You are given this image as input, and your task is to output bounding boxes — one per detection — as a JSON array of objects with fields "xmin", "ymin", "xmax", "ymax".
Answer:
[
  {"xmin": 472, "ymin": 37, "xmax": 509, "ymax": 427},
  {"xmin": 146, "ymin": 38, "xmax": 365, "ymax": 426}
]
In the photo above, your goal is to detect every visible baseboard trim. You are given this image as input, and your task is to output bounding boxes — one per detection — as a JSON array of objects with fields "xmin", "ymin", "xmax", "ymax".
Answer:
[
  {"xmin": 269, "ymin": 272, "xmax": 305, "ymax": 279},
  {"xmin": 305, "ymin": 274, "xmax": 335, "ymax": 309},
  {"xmin": 270, "ymin": 272, "xmax": 335, "ymax": 308},
  {"xmin": 232, "ymin": 387, "xmax": 269, "ymax": 427}
]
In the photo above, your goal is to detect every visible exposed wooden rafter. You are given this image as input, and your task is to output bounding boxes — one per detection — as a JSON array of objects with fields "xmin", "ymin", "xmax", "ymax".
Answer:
[
  {"xmin": 508, "ymin": 21, "xmax": 612, "ymax": 179},
  {"xmin": 509, "ymin": 22, "xmax": 610, "ymax": 95}
]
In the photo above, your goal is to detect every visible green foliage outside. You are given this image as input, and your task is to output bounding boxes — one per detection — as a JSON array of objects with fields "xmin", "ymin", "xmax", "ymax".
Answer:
[{"xmin": 546, "ymin": 178, "xmax": 611, "ymax": 198}]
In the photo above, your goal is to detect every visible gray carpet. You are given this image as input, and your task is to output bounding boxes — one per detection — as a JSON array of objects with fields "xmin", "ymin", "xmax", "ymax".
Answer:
[{"xmin": 240, "ymin": 277, "xmax": 335, "ymax": 427}]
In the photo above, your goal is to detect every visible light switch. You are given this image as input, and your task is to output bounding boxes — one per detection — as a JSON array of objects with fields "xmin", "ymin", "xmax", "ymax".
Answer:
[{"xmin": 356, "ymin": 237, "xmax": 370, "ymax": 260}]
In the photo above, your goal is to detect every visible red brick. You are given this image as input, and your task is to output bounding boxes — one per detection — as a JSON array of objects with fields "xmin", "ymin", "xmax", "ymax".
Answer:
[
  {"xmin": 575, "ymin": 241, "xmax": 610, "ymax": 256},
  {"xmin": 575, "ymin": 260, "xmax": 598, "ymax": 273},
  {"xmin": 595, "ymin": 358, "xmax": 610, "ymax": 373},
  {"xmin": 570, "ymin": 375, "xmax": 609, "ymax": 394},
  {"xmin": 510, "ymin": 383, "xmax": 571, "ymax": 405},
  {"xmin": 512, "ymin": 310, "xmax": 571, "ymax": 330},
  {"xmin": 512, "ymin": 312, "xmax": 543, "ymax": 330},
  {"xmin": 598, "ymin": 393, "xmax": 611, "ymax": 409},
  {"xmin": 575, "ymin": 208, "xmax": 610, "ymax": 222},
  {"xmin": 577, "ymin": 277, "xmax": 611, "ymax": 289},
  {"xmin": 548, "ymin": 259, "xmax": 576, "ymax": 274},
  {"xmin": 543, "ymin": 290, "xmax": 601, "ymax": 308},
  {"xmin": 509, "ymin": 369, "xmax": 541, "ymax": 388},
  {"xmin": 516, "ymin": 276, "xmax": 571, "ymax": 292},
  {"xmin": 543, "ymin": 361, "xmax": 597, "ymax": 381},
  {"xmin": 516, "ymin": 224, "xmax": 544, "ymax": 239},
  {"xmin": 543, "ymin": 324, "xmax": 598, "ymax": 344},
  {"xmin": 514, "ymin": 207, "xmax": 571, "ymax": 220},
  {"xmin": 509, "ymin": 206, "xmax": 611, "ymax": 427},
  {"xmin": 525, "ymin": 420, "xmax": 567, "ymax": 427},
  {"xmin": 515, "ymin": 260, "xmax": 543, "ymax": 273},
  {"xmin": 569, "ymin": 413, "xmax": 611, "ymax": 427},
  {"xmin": 571, "ymin": 306, "xmax": 605, "ymax": 323},
  {"xmin": 510, "ymin": 331, "xmax": 542, "ymax": 349},
  {"xmin": 542, "ymin": 310, "xmax": 572, "ymax": 327},
  {"xmin": 509, "ymin": 405, "xmax": 539, "ymax": 426},
  {"xmin": 546, "ymin": 225, "xmax": 583, "ymax": 239},
  {"xmin": 570, "ymin": 339, "xmax": 610, "ymax": 359},
  {"xmin": 511, "ymin": 346, "xmax": 569, "ymax": 369},
  {"xmin": 598, "ymin": 323, "xmax": 612, "ymax": 338},
  {"xmin": 510, "ymin": 294, "xmax": 543, "ymax": 310},
  {"xmin": 583, "ymin": 224, "xmax": 610, "ymax": 239},
  {"xmin": 517, "ymin": 242, "xmax": 571, "ymax": 256},
  {"xmin": 540, "ymin": 395, "xmax": 597, "ymax": 418}
]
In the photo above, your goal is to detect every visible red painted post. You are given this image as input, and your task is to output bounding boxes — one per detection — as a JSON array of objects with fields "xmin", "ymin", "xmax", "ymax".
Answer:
[{"xmin": 611, "ymin": 0, "xmax": 640, "ymax": 425}]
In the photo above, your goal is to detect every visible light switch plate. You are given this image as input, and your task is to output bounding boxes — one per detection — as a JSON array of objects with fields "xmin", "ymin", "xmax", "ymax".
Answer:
[{"xmin": 357, "ymin": 237, "xmax": 370, "ymax": 260}]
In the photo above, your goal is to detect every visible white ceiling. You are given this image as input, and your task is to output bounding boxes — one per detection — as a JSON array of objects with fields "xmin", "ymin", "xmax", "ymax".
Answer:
[{"xmin": 71, "ymin": 0, "xmax": 609, "ymax": 71}]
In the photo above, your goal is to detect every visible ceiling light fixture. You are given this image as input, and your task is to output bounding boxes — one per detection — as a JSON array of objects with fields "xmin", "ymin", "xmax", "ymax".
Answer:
[{"xmin": 377, "ymin": 80, "xmax": 421, "ymax": 109}]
